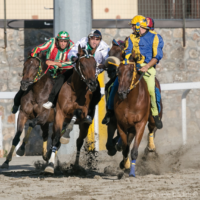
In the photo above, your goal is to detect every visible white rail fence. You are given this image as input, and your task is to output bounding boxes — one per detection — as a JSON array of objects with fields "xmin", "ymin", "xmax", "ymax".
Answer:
[{"xmin": 0, "ymin": 82, "xmax": 200, "ymax": 155}]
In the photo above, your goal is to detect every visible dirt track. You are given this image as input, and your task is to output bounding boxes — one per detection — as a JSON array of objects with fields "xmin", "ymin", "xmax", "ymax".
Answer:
[{"xmin": 0, "ymin": 143, "xmax": 200, "ymax": 200}]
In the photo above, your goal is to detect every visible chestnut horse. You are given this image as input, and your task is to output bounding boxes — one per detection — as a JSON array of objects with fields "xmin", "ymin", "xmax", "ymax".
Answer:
[
  {"xmin": 1, "ymin": 54, "xmax": 63, "ymax": 168},
  {"xmin": 44, "ymin": 45, "xmax": 99, "ymax": 173},
  {"xmin": 106, "ymin": 41, "xmax": 163, "ymax": 177}
]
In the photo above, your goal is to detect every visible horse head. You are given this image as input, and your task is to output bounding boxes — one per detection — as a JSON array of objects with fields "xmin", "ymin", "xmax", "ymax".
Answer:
[
  {"xmin": 20, "ymin": 53, "xmax": 46, "ymax": 91},
  {"xmin": 104, "ymin": 39, "xmax": 125, "ymax": 80},
  {"xmin": 117, "ymin": 54, "xmax": 137, "ymax": 100},
  {"xmin": 109, "ymin": 39, "xmax": 125, "ymax": 59},
  {"xmin": 76, "ymin": 44, "xmax": 98, "ymax": 92}
]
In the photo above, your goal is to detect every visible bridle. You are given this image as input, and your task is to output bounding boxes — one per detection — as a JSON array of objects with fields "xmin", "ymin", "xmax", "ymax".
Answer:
[{"xmin": 74, "ymin": 49, "xmax": 99, "ymax": 83}]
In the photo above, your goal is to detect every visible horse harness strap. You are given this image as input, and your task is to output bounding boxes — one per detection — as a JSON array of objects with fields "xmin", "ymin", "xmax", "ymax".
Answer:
[
  {"xmin": 108, "ymin": 60, "xmax": 145, "ymax": 93},
  {"xmin": 32, "ymin": 57, "xmax": 74, "ymax": 83},
  {"xmin": 75, "ymin": 49, "xmax": 99, "ymax": 82}
]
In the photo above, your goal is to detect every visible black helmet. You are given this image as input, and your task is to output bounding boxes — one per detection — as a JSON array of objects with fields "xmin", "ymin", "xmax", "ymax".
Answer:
[{"xmin": 88, "ymin": 30, "xmax": 102, "ymax": 40}]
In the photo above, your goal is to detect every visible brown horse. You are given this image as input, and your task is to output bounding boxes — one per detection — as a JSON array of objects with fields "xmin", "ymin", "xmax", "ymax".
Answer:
[
  {"xmin": 113, "ymin": 53, "xmax": 162, "ymax": 177},
  {"xmin": 1, "ymin": 54, "xmax": 57, "ymax": 168},
  {"xmin": 44, "ymin": 45, "xmax": 99, "ymax": 173},
  {"xmin": 106, "ymin": 41, "xmax": 163, "ymax": 177},
  {"xmin": 104, "ymin": 40, "xmax": 126, "ymax": 156}
]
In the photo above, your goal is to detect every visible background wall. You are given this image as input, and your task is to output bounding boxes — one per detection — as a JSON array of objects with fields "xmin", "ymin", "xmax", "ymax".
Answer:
[{"xmin": 0, "ymin": 27, "xmax": 200, "ymax": 156}]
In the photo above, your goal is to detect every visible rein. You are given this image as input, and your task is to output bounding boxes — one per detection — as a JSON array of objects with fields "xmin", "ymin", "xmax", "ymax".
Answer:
[
  {"xmin": 32, "ymin": 57, "xmax": 74, "ymax": 83},
  {"xmin": 33, "ymin": 57, "xmax": 48, "ymax": 83}
]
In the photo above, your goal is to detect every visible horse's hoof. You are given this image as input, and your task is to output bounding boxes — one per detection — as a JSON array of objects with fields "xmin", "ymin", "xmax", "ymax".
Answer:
[
  {"xmin": 44, "ymin": 162, "xmax": 54, "ymax": 174},
  {"xmin": 115, "ymin": 143, "xmax": 122, "ymax": 152},
  {"xmin": 145, "ymin": 146, "xmax": 156, "ymax": 153},
  {"xmin": 1, "ymin": 161, "xmax": 9, "ymax": 169},
  {"xmin": 16, "ymin": 146, "xmax": 25, "ymax": 156},
  {"xmin": 60, "ymin": 136, "xmax": 70, "ymax": 144},
  {"xmin": 107, "ymin": 148, "xmax": 117, "ymax": 156},
  {"xmin": 148, "ymin": 147, "xmax": 156, "ymax": 152},
  {"xmin": 119, "ymin": 160, "xmax": 125, "ymax": 170},
  {"xmin": 124, "ymin": 158, "xmax": 130, "ymax": 169}
]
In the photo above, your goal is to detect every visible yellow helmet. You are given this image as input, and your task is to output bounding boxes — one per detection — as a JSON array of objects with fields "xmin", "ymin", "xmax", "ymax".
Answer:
[{"xmin": 130, "ymin": 15, "xmax": 149, "ymax": 32}]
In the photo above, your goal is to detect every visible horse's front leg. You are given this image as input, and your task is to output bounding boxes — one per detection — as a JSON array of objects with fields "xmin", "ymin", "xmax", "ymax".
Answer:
[
  {"xmin": 1, "ymin": 111, "xmax": 28, "ymax": 168},
  {"xmin": 129, "ymin": 121, "xmax": 146, "ymax": 177},
  {"xmin": 117, "ymin": 124, "xmax": 131, "ymax": 171},
  {"xmin": 40, "ymin": 123, "xmax": 49, "ymax": 162},
  {"xmin": 44, "ymin": 109, "xmax": 64, "ymax": 174},
  {"xmin": 16, "ymin": 124, "xmax": 33, "ymax": 156},
  {"xmin": 75, "ymin": 123, "xmax": 90, "ymax": 166},
  {"xmin": 106, "ymin": 117, "xmax": 117, "ymax": 156}
]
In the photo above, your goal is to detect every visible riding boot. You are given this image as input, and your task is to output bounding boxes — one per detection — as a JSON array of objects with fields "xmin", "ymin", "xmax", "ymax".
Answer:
[
  {"xmin": 102, "ymin": 109, "xmax": 114, "ymax": 125},
  {"xmin": 153, "ymin": 115, "xmax": 163, "ymax": 129},
  {"xmin": 44, "ymin": 69, "xmax": 73, "ymax": 109}
]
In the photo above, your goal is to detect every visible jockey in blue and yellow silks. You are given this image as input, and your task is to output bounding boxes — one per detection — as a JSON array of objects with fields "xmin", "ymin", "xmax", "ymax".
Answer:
[{"xmin": 102, "ymin": 15, "xmax": 164, "ymax": 129}]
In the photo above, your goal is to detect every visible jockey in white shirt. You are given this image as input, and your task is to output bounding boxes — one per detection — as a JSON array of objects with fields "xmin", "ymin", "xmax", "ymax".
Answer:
[
  {"xmin": 68, "ymin": 29, "xmax": 110, "ymax": 73},
  {"xmin": 68, "ymin": 30, "xmax": 110, "ymax": 124}
]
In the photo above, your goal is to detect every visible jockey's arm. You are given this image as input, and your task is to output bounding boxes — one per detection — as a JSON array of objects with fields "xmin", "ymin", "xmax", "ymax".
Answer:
[
  {"xmin": 45, "ymin": 61, "xmax": 73, "ymax": 70},
  {"xmin": 139, "ymin": 34, "xmax": 164, "ymax": 73},
  {"xmin": 31, "ymin": 38, "xmax": 53, "ymax": 57},
  {"xmin": 46, "ymin": 60, "xmax": 62, "ymax": 68},
  {"xmin": 138, "ymin": 58, "xmax": 158, "ymax": 72}
]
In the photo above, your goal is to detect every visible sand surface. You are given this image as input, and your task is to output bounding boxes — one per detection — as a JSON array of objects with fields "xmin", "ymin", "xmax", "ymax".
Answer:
[{"xmin": 0, "ymin": 143, "xmax": 200, "ymax": 200}]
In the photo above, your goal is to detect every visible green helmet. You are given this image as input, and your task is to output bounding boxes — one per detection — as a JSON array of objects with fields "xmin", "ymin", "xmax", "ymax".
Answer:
[{"xmin": 57, "ymin": 31, "xmax": 70, "ymax": 40}]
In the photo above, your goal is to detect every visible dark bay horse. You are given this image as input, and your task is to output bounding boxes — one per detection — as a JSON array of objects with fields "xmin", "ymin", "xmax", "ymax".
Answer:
[
  {"xmin": 106, "ymin": 41, "xmax": 163, "ymax": 177},
  {"xmin": 104, "ymin": 40, "xmax": 126, "ymax": 156},
  {"xmin": 1, "ymin": 54, "xmax": 56, "ymax": 168},
  {"xmin": 44, "ymin": 45, "xmax": 99, "ymax": 173}
]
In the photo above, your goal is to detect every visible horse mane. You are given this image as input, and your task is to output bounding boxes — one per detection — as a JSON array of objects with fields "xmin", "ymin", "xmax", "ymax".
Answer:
[
  {"xmin": 27, "ymin": 51, "xmax": 48, "ymax": 72},
  {"xmin": 39, "ymin": 53, "xmax": 48, "ymax": 72}
]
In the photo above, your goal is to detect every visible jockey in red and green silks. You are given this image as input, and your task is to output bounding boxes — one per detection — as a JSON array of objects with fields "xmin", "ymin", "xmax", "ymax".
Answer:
[
  {"xmin": 12, "ymin": 31, "xmax": 74, "ymax": 114},
  {"xmin": 31, "ymin": 31, "xmax": 74, "ymax": 78}
]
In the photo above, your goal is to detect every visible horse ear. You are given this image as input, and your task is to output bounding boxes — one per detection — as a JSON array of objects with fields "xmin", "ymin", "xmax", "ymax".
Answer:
[
  {"xmin": 90, "ymin": 47, "xmax": 97, "ymax": 55},
  {"xmin": 112, "ymin": 40, "xmax": 115, "ymax": 45},
  {"xmin": 78, "ymin": 44, "xmax": 84, "ymax": 56}
]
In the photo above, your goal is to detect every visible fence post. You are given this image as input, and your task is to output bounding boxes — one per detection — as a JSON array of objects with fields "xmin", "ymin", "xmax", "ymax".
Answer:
[
  {"xmin": 182, "ymin": 89, "xmax": 190, "ymax": 145},
  {"xmin": 4, "ymin": 0, "xmax": 7, "ymax": 49},
  {"xmin": 0, "ymin": 116, "xmax": 3, "ymax": 157}
]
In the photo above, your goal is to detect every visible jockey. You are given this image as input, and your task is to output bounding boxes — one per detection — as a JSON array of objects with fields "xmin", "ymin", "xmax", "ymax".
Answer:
[
  {"xmin": 103, "ymin": 15, "xmax": 164, "ymax": 129},
  {"xmin": 11, "ymin": 31, "xmax": 74, "ymax": 113},
  {"xmin": 68, "ymin": 29, "xmax": 110, "ymax": 124},
  {"xmin": 146, "ymin": 17, "xmax": 154, "ymax": 30}
]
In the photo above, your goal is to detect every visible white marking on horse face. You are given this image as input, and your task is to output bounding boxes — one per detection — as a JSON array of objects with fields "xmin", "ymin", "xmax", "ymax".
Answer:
[{"xmin": 31, "ymin": 61, "xmax": 32, "ymax": 63}]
